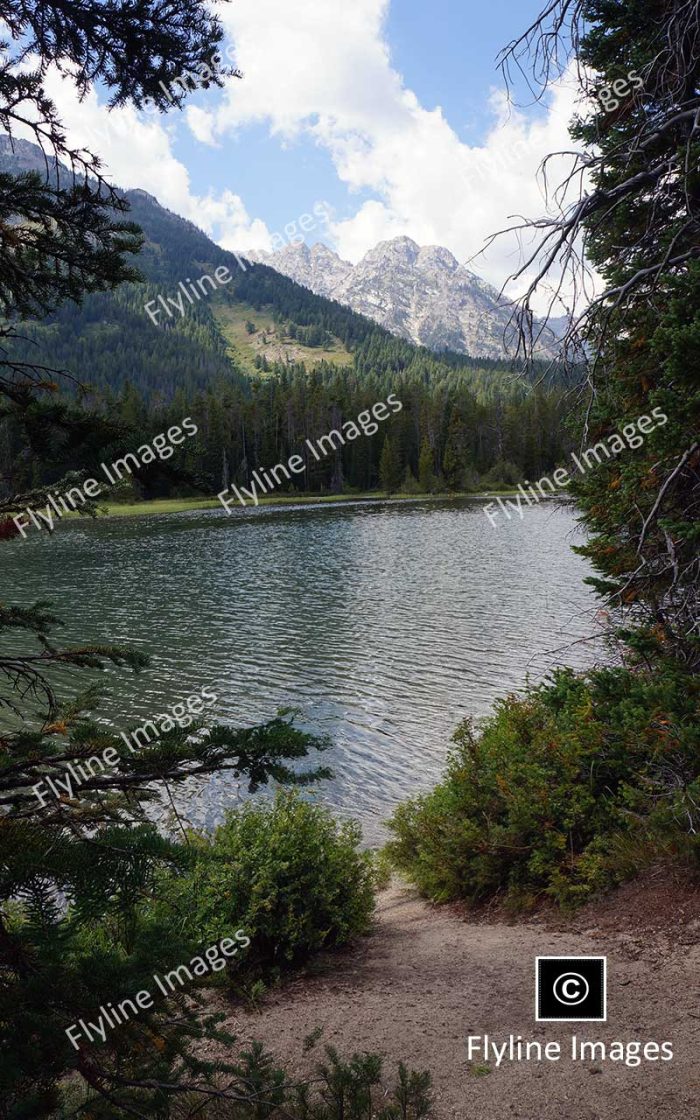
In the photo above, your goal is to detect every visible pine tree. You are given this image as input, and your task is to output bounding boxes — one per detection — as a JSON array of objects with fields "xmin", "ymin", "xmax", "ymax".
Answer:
[
  {"xmin": 401, "ymin": 464, "xmax": 421, "ymax": 494},
  {"xmin": 500, "ymin": 0, "xmax": 700, "ymax": 669},
  {"xmin": 0, "ymin": 3, "xmax": 330, "ymax": 1115},
  {"xmin": 379, "ymin": 435, "xmax": 403, "ymax": 493},
  {"xmin": 417, "ymin": 438, "xmax": 436, "ymax": 493}
]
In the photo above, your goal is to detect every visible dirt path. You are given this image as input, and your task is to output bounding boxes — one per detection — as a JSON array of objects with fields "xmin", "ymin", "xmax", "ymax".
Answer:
[{"xmin": 217, "ymin": 879, "xmax": 699, "ymax": 1119}]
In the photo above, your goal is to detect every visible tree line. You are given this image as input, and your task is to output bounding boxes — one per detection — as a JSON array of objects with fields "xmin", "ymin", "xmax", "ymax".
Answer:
[{"xmin": 0, "ymin": 365, "xmax": 572, "ymax": 503}]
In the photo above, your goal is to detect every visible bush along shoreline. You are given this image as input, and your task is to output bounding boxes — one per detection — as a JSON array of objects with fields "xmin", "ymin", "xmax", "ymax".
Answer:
[
  {"xmin": 153, "ymin": 790, "xmax": 377, "ymax": 985},
  {"xmin": 387, "ymin": 663, "xmax": 699, "ymax": 911}
]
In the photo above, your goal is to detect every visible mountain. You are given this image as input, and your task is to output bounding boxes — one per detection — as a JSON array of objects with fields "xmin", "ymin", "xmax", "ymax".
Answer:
[
  {"xmin": 0, "ymin": 135, "xmax": 49, "ymax": 174},
  {"xmin": 249, "ymin": 241, "xmax": 354, "ymax": 296},
  {"xmin": 245, "ymin": 237, "xmax": 560, "ymax": 361},
  {"xmin": 0, "ymin": 135, "xmax": 555, "ymax": 403},
  {"xmin": 1, "ymin": 136, "xmax": 574, "ymax": 502},
  {"xmin": 0, "ymin": 136, "xmax": 392, "ymax": 397}
]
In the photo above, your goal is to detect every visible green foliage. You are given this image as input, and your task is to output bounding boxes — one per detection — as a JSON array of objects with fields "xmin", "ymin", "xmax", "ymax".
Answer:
[
  {"xmin": 0, "ymin": 139, "xmax": 575, "ymax": 503},
  {"xmin": 379, "ymin": 435, "xmax": 403, "ymax": 493},
  {"xmin": 0, "ymin": 3, "xmax": 433, "ymax": 1117},
  {"xmin": 561, "ymin": 1, "xmax": 700, "ymax": 668},
  {"xmin": 297, "ymin": 1048, "xmax": 432, "ymax": 1120},
  {"xmin": 0, "ymin": 168, "xmax": 142, "ymax": 319},
  {"xmin": 156, "ymin": 791, "xmax": 376, "ymax": 980},
  {"xmin": 86, "ymin": 1040, "xmax": 433, "ymax": 1120},
  {"xmin": 571, "ymin": 267, "xmax": 700, "ymax": 669},
  {"xmin": 482, "ymin": 460, "xmax": 521, "ymax": 488},
  {"xmin": 0, "ymin": 681, "xmax": 333, "ymax": 1113},
  {"xmin": 417, "ymin": 438, "xmax": 436, "ymax": 492},
  {"xmin": 288, "ymin": 321, "xmax": 334, "ymax": 347},
  {"xmin": 387, "ymin": 665, "xmax": 699, "ymax": 908},
  {"xmin": 3, "ymin": 0, "xmax": 228, "ymax": 113},
  {"xmin": 390, "ymin": 0, "xmax": 700, "ymax": 923},
  {"xmin": 400, "ymin": 464, "xmax": 421, "ymax": 494}
]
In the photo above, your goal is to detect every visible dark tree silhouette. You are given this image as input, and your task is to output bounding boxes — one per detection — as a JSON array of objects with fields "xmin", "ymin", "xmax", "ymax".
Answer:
[
  {"xmin": 0, "ymin": 4, "xmax": 334, "ymax": 1116},
  {"xmin": 493, "ymin": 0, "xmax": 700, "ymax": 665}
]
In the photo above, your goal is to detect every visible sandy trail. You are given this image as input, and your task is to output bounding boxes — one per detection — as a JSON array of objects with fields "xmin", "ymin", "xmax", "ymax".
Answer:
[{"xmin": 216, "ymin": 880, "xmax": 699, "ymax": 1119}]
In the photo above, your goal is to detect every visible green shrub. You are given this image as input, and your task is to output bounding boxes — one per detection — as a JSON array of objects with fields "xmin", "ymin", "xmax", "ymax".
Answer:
[
  {"xmin": 159, "ymin": 791, "xmax": 375, "ymax": 979},
  {"xmin": 203, "ymin": 1043, "xmax": 432, "ymax": 1120},
  {"xmin": 74, "ymin": 1040, "xmax": 432, "ymax": 1120},
  {"xmin": 481, "ymin": 459, "xmax": 521, "ymax": 487},
  {"xmin": 387, "ymin": 665, "xmax": 699, "ymax": 908}
]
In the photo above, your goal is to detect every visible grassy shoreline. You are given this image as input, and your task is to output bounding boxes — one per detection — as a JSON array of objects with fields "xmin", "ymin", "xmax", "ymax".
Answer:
[{"xmin": 88, "ymin": 489, "xmax": 524, "ymax": 519}]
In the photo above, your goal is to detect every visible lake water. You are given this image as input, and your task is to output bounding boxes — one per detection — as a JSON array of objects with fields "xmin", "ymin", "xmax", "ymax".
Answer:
[{"xmin": 3, "ymin": 497, "xmax": 602, "ymax": 843}]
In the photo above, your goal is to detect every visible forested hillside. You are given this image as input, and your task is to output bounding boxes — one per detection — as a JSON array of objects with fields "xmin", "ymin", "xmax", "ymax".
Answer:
[{"xmin": 0, "ymin": 139, "xmax": 574, "ymax": 500}]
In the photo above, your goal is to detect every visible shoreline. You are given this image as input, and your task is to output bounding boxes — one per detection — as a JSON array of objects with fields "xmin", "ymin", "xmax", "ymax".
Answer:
[{"xmin": 79, "ymin": 489, "xmax": 536, "ymax": 520}]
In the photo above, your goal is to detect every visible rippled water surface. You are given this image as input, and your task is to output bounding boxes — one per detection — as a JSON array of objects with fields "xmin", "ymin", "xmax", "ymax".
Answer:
[{"xmin": 4, "ymin": 498, "xmax": 601, "ymax": 842}]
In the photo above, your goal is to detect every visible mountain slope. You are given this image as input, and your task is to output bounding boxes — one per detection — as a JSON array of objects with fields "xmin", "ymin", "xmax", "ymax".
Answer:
[
  {"xmin": 0, "ymin": 135, "xmax": 551, "ymax": 400},
  {"xmin": 1, "ymin": 137, "xmax": 576, "ymax": 502},
  {"xmin": 0, "ymin": 142, "xmax": 375, "ymax": 395},
  {"xmin": 245, "ymin": 237, "xmax": 560, "ymax": 361}
]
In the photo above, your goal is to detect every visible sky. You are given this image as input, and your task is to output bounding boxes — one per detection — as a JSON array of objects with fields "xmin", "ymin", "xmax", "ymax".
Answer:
[{"xmin": 31, "ymin": 0, "xmax": 586, "ymax": 310}]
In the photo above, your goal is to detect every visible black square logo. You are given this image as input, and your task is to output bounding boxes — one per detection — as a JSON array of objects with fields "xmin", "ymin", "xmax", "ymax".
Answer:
[{"xmin": 536, "ymin": 956, "xmax": 607, "ymax": 1021}]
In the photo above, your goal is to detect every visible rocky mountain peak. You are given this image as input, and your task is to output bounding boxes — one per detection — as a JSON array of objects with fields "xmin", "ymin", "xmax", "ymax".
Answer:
[
  {"xmin": 415, "ymin": 244, "xmax": 460, "ymax": 273},
  {"xmin": 366, "ymin": 236, "xmax": 421, "ymax": 265},
  {"xmin": 240, "ymin": 235, "xmax": 557, "ymax": 360}
]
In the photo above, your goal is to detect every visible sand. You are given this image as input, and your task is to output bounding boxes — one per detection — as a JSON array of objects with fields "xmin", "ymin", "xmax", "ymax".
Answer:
[{"xmin": 213, "ymin": 875, "xmax": 699, "ymax": 1119}]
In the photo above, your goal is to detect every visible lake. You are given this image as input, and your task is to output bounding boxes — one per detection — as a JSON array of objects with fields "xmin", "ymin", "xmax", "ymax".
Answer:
[{"xmin": 3, "ymin": 497, "xmax": 602, "ymax": 843}]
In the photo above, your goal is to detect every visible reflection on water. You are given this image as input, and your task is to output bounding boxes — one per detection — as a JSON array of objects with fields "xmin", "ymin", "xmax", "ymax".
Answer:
[{"xmin": 2, "ymin": 497, "xmax": 601, "ymax": 843}]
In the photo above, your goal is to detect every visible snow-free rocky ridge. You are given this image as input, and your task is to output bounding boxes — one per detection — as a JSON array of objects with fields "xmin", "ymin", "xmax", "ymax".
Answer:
[{"xmin": 245, "ymin": 236, "xmax": 560, "ymax": 361}]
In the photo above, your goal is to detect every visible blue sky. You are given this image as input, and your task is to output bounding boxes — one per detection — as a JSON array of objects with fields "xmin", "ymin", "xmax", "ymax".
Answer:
[
  {"xmin": 41, "ymin": 0, "xmax": 579, "ymax": 305},
  {"xmin": 384, "ymin": 0, "xmax": 547, "ymax": 135},
  {"xmin": 172, "ymin": 0, "xmax": 554, "ymax": 242}
]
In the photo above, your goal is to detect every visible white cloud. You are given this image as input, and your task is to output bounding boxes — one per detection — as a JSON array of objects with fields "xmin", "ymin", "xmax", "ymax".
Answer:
[
  {"xmin": 185, "ymin": 104, "xmax": 220, "ymax": 147},
  {"xmin": 21, "ymin": 0, "xmax": 592, "ymax": 313},
  {"xmin": 30, "ymin": 68, "xmax": 275, "ymax": 253},
  {"xmin": 192, "ymin": 0, "xmax": 588, "ymax": 311}
]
